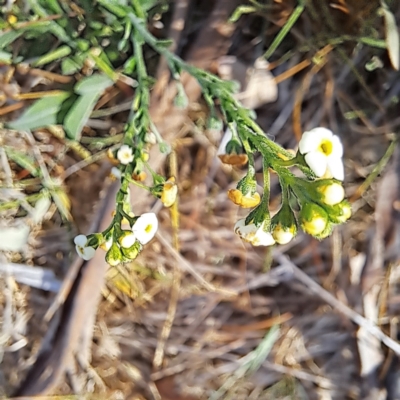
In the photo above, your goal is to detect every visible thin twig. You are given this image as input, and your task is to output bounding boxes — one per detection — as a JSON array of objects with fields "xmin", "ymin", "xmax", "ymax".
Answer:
[{"xmin": 276, "ymin": 254, "xmax": 400, "ymax": 355}]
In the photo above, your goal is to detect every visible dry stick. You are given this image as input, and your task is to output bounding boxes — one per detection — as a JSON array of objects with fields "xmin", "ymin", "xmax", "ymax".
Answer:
[
  {"xmin": 276, "ymin": 254, "xmax": 400, "ymax": 355},
  {"xmin": 155, "ymin": 231, "xmax": 216, "ymax": 292},
  {"xmin": 153, "ymin": 152, "xmax": 181, "ymax": 370}
]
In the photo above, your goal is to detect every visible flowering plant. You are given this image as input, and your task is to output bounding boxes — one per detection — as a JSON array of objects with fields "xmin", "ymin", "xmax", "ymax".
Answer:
[{"xmin": 71, "ymin": 2, "xmax": 350, "ymax": 264}]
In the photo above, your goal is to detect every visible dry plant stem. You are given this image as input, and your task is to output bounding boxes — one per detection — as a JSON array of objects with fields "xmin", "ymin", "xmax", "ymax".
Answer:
[
  {"xmin": 276, "ymin": 255, "xmax": 400, "ymax": 355},
  {"xmin": 153, "ymin": 152, "xmax": 181, "ymax": 370},
  {"xmin": 155, "ymin": 231, "xmax": 216, "ymax": 292}
]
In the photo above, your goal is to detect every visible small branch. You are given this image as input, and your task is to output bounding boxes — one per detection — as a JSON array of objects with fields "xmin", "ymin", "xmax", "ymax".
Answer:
[{"xmin": 276, "ymin": 254, "xmax": 400, "ymax": 355}]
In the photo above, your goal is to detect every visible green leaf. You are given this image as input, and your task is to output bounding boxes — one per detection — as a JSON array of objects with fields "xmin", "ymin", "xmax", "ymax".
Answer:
[
  {"xmin": 381, "ymin": 0, "xmax": 399, "ymax": 70},
  {"xmin": 64, "ymin": 92, "xmax": 99, "ymax": 140},
  {"xmin": 74, "ymin": 73, "xmax": 114, "ymax": 95},
  {"xmin": 0, "ymin": 30, "xmax": 24, "ymax": 49},
  {"xmin": 32, "ymin": 45, "xmax": 72, "ymax": 67},
  {"xmin": 3, "ymin": 146, "xmax": 41, "ymax": 177},
  {"xmin": 64, "ymin": 74, "xmax": 113, "ymax": 140},
  {"xmin": 97, "ymin": 0, "xmax": 128, "ymax": 17},
  {"xmin": 61, "ymin": 57, "xmax": 82, "ymax": 75},
  {"xmin": 7, "ymin": 92, "xmax": 70, "ymax": 131}
]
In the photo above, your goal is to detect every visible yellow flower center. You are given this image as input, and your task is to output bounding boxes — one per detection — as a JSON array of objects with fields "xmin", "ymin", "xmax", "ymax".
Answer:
[
  {"xmin": 319, "ymin": 139, "xmax": 333, "ymax": 156},
  {"xmin": 145, "ymin": 224, "xmax": 153, "ymax": 234}
]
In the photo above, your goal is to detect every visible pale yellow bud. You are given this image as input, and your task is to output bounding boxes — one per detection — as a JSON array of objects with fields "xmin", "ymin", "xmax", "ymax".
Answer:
[
  {"xmin": 318, "ymin": 183, "xmax": 345, "ymax": 206},
  {"xmin": 272, "ymin": 224, "xmax": 295, "ymax": 245}
]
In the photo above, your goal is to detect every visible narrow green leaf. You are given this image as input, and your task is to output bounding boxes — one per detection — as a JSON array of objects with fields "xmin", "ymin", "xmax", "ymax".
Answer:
[
  {"xmin": 7, "ymin": 92, "xmax": 70, "ymax": 131},
  {"xmin": 263, "ymin": 1, "xmax": 305, "ymax": 60},
  {"xmin": 32, "ymin": 45, "xmax": 72, "ymax": 67},
  {"xmin": 74, "ymin": 73, "xmax": 114, "ymax": 95},
  {"xmin": 97, "ymin": 0, "xmax": 128, "ymax": 17},
  {"xmin": 3, "ymin": 146, "xmax": 41, "ymax": 177}
]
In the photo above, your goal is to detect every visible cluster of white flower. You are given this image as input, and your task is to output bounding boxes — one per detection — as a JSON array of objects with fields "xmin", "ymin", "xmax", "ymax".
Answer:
[
  {"xmin": 74, "ymin": 212, "xmax": 158, "ymax": 262},
  {"xmin": 232, "ymin": 127, "xmax": 349, "ymax": 247}
]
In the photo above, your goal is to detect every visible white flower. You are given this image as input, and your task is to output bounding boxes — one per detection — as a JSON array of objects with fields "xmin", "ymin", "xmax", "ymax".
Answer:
[
  {"xmin": 74, "ymin": 234, "xmax": 96, "ymax": 260},
  {"xmin": 132, "ymin": 213, "xmax": 158, "ymax": 245},
  {"xmin": 234, "ymin": 219, "xmax": 276, "ymax": 246},
  {"xmin": 117, "ymin": 145, "xmax": 134, "ymax": 165},
  {"xmin": 299, "ymin": 127, "xmax": 344, "ymax": 181}
]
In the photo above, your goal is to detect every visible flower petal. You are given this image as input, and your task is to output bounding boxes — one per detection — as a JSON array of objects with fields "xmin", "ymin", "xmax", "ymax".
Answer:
[
  {"xmin": 74, "ymin": 234, "xmax": 88, "ymax": 246},
  {"xmin": 299, "ymin": 127, "xmax": 333, "ymax": 154},
  {"xmin": 253, "ymin": 230, "xmax": 275, "ymax": 246},
  {"xmin": 299, "ymin": 130, "xmax": 318, "ymax": 154},
  {"xmin": 234, "ymin": 218, "xmax": 246, "ymax": 233},
  {"xmin": 327, "ymin": 157, "xmax": 344, "ymax": 181},
  {"xmin": 330, "ymin": 135, "xmax": 343, "ymax": 158},
  {"xmin": 305, "ymin": 152, "xmax": 328, "ymax": 177},
  {"xmin": 82, "ymin": 246, "xmax": 96, "ymax": 260}
]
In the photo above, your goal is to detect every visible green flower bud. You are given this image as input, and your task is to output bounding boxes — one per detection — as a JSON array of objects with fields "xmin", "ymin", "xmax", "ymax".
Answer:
[
  {"xmin": 271, "ymin": 205, "xmax": 297, "ymax": 245},
  {"xmin": 299, "ymin": 203, "xmax": 329, "ymax": 236},
  {"xmin": 328, "ymin": 200, "xmax": 352, "ymax": 224},
  {"xmin": 121, "ymin": 241, "xmax": 142, "ymax": 260},
  {"xmin": 118, "ymin": 230, "xmax": 137, "ymax": 248},
  {"xmin": 105, "ymin": 243, "xmax": 123, "ymax": 267}
]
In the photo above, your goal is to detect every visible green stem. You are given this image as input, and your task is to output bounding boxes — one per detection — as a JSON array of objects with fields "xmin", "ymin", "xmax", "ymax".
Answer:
[{"xmin": 128, "ymin": 13, "xmax": 291, "ymax": 151}]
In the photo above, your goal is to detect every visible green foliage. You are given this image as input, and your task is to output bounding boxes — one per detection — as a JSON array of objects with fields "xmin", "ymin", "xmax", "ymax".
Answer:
[{"xmin": 7, "ymin": 92, "xmax": 70, "ymax": 131}]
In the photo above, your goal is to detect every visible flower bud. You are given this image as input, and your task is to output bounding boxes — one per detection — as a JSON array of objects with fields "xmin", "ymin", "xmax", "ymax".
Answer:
[
  {"xmin": 272, "ymin": 224, "xmax": 296, "ymax": 245},
  {"xmin": 317, "ymin": 182, "xmax": 345, "ymax": 206},
  {"xmin": 227, "ymin": 170, "xmax": 260, "ymax": 208},
  {"xmin": 271, "ymin": 204, "xmax": 297, "ymax": 245},
  {"xmin": 118, "ymin": 231, "xmax": 137, "ymax": 248},
  {"xmin": 105, "ymin": 243, "xmax": 123, "ymax": 267},
  {"xmin": 121, "ymin": 241, "xmax": 142, "ymax": 260},
  {"xmin": 227, "ymin": 189, "xmax": 260, "ymax": 208},
  {"xmin": 219, "ymin": 138, "xmax": 248, "ymax": 166},
  {"xmin": 107, "ymin": 148, "xmax": 120, "ymax": 166},
  {"xmin": 132, "ymin": 171, "xmax": 147, "ymax": 181},
  {"xmin": 141, "ymin": 150, "xmax": 149, "ymax": 162},
  {"xmin": 329, "ymin": 201, "xmax": 352, "ymax": 224},
  {"xmin": 299, "ymin": 203, "xmax": 329, "ymax": 236},
  {"xmin": 161, "ymin": 177, "xmax": 178, "ymax": 207},
  {"xmin": 145, "ymin": 131, "xmax": 157, "ymax": 145},
  {"xmin": 234, "ymin": 218, "xmax": 275, "ymax": 246}
]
